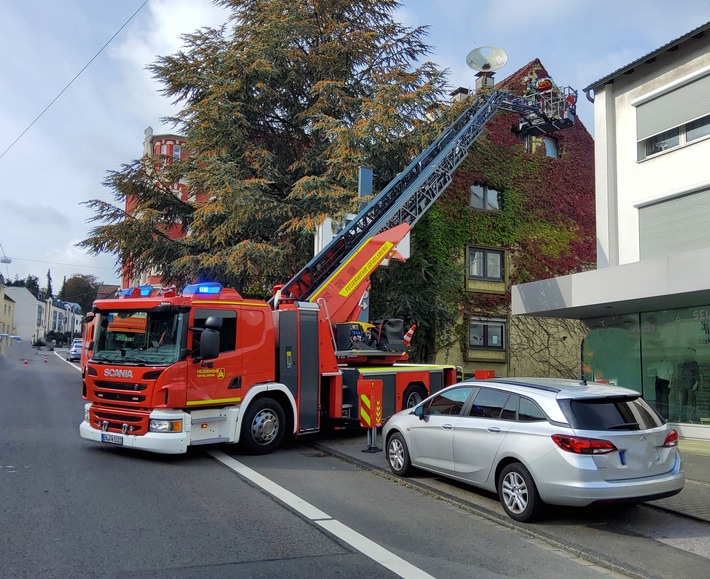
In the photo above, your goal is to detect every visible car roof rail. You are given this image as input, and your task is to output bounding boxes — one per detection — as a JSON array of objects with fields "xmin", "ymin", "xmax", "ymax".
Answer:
[{"xmin": 485, "ymin": 378, "xmax": 562, "ymax": 393}]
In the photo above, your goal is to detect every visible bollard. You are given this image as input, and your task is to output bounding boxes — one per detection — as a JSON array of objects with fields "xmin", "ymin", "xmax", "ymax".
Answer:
[{"xmin": 44, "ymin": 356, "xmax": 48, "ymax": 363}]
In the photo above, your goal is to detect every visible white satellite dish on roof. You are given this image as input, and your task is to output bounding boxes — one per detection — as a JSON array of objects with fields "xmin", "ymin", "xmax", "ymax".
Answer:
[{"xmin": 465, "ymin": 46, "xmax": 508, "ymax": 72}]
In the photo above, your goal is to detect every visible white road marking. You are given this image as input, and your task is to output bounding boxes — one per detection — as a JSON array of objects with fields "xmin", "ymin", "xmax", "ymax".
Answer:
[
  {"xmin": 209, "ymin": 450, "xmax": 434, "ymax": 579},
  {"xmin": 55, "ymin": 350, "xmax": 81, "ymax": 370}
]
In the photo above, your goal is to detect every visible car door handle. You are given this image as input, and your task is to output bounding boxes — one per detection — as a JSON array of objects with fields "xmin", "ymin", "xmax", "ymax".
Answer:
[
  {"xmin": 441, "ymin": 424, "xmax": 453, "ymax": 430},
  {"xmin": 487, "ymin": 427, "xmax": 501, "ymax": 433}
]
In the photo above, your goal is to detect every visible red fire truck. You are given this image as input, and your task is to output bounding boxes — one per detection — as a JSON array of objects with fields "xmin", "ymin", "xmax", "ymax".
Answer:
[{"xmin": 80, "ymin": 85, "xmax": 577, "ymax": 454}]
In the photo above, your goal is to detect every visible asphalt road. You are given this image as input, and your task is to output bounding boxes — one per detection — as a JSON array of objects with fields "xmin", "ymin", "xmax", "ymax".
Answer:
[{"xmin": 1, "ymin": 340, "xmax": 708, "ymax": 578}]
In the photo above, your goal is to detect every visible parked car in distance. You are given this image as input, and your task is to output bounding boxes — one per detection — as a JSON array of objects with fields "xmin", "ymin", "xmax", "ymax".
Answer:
[
  {"xmin": 383, "ymin": 377, "xmax": 685, "ymax": 522},
  {"xmin": 66, "ymin": 339, "xmax": 82, "ymax": 362}
]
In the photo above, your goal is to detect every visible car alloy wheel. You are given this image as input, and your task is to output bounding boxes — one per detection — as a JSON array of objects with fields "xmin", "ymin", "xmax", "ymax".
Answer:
[
  {"xmin": 386, "ymin": 432, "xmax": 412, "ymax": 476},
  {"xmin": 498, "ymin": 463, "xmax": 544, "ymax": 522}
]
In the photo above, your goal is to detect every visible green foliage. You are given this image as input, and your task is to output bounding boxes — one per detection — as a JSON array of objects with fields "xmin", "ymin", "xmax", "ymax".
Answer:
[
  {"xmin": 373, "ymin": 64, "xmax": 596, "ymax": 361},
  {"xmin": 81, "ymin": 0, "xmax": 448, "ymax": 296},
  {"xmin": 58, "ymin": 274, "xmax": 102, "ymax": 314},
  {"xmin": 370, "ymin": 205, "xmax": 464, "ymax": 362}
]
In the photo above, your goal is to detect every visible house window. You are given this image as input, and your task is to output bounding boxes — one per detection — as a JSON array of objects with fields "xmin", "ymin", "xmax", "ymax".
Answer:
[
  {"xmin": 470, "ymin": 184, "xmax": 501, "ymax": 210},
  {"xmin": 173, "ymin": 145, "xmax": 182, "ymax": 160},
  {"xmin": 468, "ymin": 247, "xmax": 504, "ymax": 280},
  {"xmin": 469, "ymin": 317, "xmax": 505, "ymax": 350},
  {"xmin": 686, "ymin": 115, "xmax": 710, "ymax": 142},
  {"xmin": 641, "ymin": 127, "xmax": 680, "ymax": 158},
  {"xmin": 637, "ymin": 107, "xmax": 710, "ymax": 161},
  {"xmin": 525, "ymin": 135, "xmax": 559, "ymax": 158}
]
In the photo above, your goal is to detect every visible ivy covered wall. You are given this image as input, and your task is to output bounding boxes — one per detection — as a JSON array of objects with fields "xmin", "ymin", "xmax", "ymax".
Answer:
[{"xmin": 372, "ymin": 60, "xmax": 596, "ymax": 377}]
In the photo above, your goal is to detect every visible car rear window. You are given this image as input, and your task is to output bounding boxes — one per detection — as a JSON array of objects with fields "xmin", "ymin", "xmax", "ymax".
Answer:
[{"xmin": 563, "ymin": 396, "xmax": 664, "ymax": 431}]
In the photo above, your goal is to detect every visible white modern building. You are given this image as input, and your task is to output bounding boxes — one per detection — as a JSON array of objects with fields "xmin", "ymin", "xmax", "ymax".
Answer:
[
  {"xmin": 512, "ymin": 22, "xmax": 710, "ymax": 439},
  {"xmin": 4, "ymin": 287, "xmax": 44, "ymax": 343}
]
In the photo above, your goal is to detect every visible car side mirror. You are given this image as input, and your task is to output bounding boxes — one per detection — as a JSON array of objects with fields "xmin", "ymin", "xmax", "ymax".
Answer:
[{"xmin": 414, "ymin": 405, "xmax": 425, "ymax": 419}]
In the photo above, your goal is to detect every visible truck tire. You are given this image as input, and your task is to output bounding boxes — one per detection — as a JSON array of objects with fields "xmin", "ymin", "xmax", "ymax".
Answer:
[
  {"xmin": 402, "ymin": 384, "xmax": 426, "ymax": 410},
  {"xmin": 240, "ymin": 398, "xmax": 285, "ymax": 455}
]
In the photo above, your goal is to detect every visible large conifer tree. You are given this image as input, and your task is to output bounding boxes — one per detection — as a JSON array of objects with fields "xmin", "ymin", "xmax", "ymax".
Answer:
[{"xmin": 81, "ymin": 0, "xmax": 448, "ymax": 296}]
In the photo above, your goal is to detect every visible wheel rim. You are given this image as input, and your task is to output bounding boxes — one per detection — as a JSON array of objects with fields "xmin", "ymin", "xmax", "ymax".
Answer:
[
  {"xmin": 388, "ymin": 438, "xmax": 405, "ymax": 471},
  {"xmin": 405, "ymin": 390, "xmax": 423, "ymax": 408},
  {"xmin": 501, "ymin": 471, "xmax": 528, "ymax": 514},
  {"xmin": 251, "ymin": 408, "xmax": 279, "ymax": 445}
]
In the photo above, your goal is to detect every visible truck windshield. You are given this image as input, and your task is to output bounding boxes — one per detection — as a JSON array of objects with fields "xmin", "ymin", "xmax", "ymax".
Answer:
[{"xmin": 92, "ymin": 310, "xmax": 185, "ymax": 365}]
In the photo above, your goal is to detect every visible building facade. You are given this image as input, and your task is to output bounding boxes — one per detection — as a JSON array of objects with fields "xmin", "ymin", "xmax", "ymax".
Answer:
[
  {"xmin": 431, "ymin": 60, "xmax": 596, "ymax": 378},
  {"xmin": 512, "ymin": 22, "xmax": 710, "ymax": 439},
  {"xmin": 121, "ymin": 127, "xmax": 188, "ymax": 288}
]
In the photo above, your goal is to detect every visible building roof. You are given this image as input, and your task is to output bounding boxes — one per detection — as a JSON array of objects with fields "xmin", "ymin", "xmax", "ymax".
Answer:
[
  {"xmin": 584, "ymin": 21, "xmax": 710, "ymax": 94},
  {"xmin": 95, "ymin": 285, "xmax": 120, "ymax": 300}
]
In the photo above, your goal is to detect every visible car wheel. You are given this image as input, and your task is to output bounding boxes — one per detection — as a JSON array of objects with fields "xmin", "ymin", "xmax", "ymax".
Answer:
[
  {"xmin": 386, "ymin": 432, "xmax": 412, "ymax": 476},
  {"xmin": 402, "ymin": 384, "xmax": 426, "ymax": 411},
  {"xmin": 240, "ymin": 398, "xmax": 285, "ymax": 455},
  {"xmin": 497, "ymin": 463, "xmax": 545, "ymax": 522}
]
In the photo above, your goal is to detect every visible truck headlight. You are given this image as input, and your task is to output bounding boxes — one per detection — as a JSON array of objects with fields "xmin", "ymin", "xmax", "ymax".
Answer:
[
  {"xmin": 149, "ymin": 419, "xmax": 183, "ymax": 433},
  {"xmin": 84, "ymin": 407, "xmax": 90, "ymax": 422}
]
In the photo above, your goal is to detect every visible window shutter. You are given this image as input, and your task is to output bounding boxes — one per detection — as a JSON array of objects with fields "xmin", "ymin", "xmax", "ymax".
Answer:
[
  {"xmin": 636, "ymin": 74, "xmax": 710, "ymax": 140},
  {"xmin": 639, "ymin": 188, "xmax": 710, "ymax": 259}
]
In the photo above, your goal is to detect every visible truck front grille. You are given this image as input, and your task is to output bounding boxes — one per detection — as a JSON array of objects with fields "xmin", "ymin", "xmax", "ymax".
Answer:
[{"xmin": 91, "ymin": 408, "xmax": 149, "ymax": 435}]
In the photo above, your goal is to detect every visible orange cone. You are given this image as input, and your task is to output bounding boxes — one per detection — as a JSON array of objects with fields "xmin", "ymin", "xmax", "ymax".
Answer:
[{"xmin": 403, "ymin": 324, "xmax": 416, "ymax": 346}]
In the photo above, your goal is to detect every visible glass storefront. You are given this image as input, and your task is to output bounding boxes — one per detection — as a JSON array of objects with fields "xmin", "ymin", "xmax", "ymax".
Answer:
[{"xmin": 582, "ymin": 307, "xmax": 710, "ymax": 424}]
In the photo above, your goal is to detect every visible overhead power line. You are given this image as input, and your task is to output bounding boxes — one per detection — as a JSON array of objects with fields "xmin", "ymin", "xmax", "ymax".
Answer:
[{"xmin": 0, "ymin": 0, "xmax": 149, "ymax": 162}]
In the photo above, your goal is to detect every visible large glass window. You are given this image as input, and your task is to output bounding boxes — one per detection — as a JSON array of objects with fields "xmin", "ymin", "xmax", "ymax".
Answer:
[
  {"xmin": 468, "ymin": 247, "xmax": 504, "ymax": 280},
  {"xmin": 640, "ymin": 307, "xmax": 710, "ymax": 423},
  {"xmin": 582, "ymin": 314, "xmax": 641, "ymax": 390}
]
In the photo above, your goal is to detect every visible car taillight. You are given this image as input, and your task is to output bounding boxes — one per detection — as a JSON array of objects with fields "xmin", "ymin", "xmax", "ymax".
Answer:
[
  {"xmin": 662, "ymin": 429, "xmax": 679, "ymax": 447},
  {"xmin": 551, "ymin": 434, "xmax": 617, "ymax": 454}
]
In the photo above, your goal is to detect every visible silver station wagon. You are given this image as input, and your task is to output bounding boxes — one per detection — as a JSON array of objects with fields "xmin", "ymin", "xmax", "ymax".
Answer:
[{"xmin": 383, "ymin": 378, "xmax": 685, "ymax": 522}]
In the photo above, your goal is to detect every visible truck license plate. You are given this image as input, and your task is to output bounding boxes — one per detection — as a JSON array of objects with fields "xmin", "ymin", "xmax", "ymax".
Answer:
[{"xmin": 101, "ymin": 433, "xmax": 124, "ymax": 445}]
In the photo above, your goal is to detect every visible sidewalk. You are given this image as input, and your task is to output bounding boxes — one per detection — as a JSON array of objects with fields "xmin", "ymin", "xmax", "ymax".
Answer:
[
  {"xmin": 649, "ymin": 438, "xmax": 710, "ymax": 523},
  {"xmin": 314, "ymin": 432, "xmax": 710, "ymax": 524}
]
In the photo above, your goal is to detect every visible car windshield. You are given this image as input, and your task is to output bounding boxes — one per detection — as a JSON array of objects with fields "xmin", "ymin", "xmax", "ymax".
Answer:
[{"xmin": 92, "ymin": 309, "xmax": 185, "ymax": 365}]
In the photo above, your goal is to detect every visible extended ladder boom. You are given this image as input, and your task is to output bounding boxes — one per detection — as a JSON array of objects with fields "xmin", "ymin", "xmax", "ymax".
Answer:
[{"xmin": 276, "ymin": 86, "xmax": 576, "ymax": 306}]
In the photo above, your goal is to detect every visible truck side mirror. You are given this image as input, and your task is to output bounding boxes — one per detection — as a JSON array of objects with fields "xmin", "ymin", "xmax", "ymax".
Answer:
[{"xmin": 199, "ymin": 327, "xmax": 220, "ymax": 361}]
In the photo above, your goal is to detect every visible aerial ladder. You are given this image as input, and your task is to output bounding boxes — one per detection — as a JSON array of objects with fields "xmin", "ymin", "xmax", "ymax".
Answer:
[{"xmin": 273, "ymin": 85, "xmax": 577, "ymax": 328}]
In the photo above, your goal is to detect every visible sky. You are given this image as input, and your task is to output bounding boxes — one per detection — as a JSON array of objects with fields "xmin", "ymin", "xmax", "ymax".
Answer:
[{"xmin": 1, "ymin": 0, "xmax": 709, "ymax": 289}]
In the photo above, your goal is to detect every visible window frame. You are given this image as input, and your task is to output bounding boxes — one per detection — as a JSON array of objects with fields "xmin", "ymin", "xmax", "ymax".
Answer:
[
  {"xmin": 467, "ymin": 247, "xmax": 505, "ymax": 281},
  {"xmin": 468, "ymin": 317, "xmax": 506, "ymax": 351},
  {"xmin": 470, "ymin": 184, "xmax": 502, "ymax": 211},
  {"xmin": 423, "ymin": 386, "xmax": 476, "ymax": 416},
  {"xmin": 638, "ymin": 113, "xmax": 710, "ymax": 161}
]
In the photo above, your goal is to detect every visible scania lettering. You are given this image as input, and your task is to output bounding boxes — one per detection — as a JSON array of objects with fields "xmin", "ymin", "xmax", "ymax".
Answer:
[
  {"xmin": 104, "ymin": 369, "xmax": 135, "ymax": 379},
  {"xmin": 80, "ymin": 84, "xmax": 577, "ymax": 454}
]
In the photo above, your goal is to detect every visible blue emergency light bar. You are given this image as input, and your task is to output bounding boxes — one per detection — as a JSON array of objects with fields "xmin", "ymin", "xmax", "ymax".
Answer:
[
  {"xmin": 118, "ymin": 285, "xmax": 155, "ymax": 298},
  {"xmin": 182, "ymin": 282, "xmax": 223, "ymax": 296}
]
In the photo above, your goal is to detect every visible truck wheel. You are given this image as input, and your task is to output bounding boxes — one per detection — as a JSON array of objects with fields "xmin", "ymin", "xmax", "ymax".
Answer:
[
  {"xmin": 402, "ymin": 384, "xmax": 426, "ymax": 410},
  {"xmin": 240, "ymin": 398, "xmax": 285, "ymax": 455}
]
